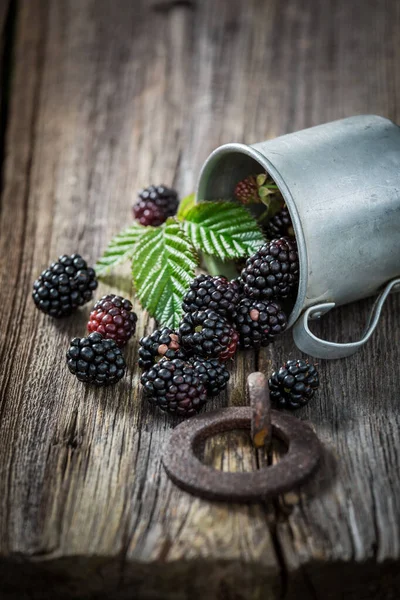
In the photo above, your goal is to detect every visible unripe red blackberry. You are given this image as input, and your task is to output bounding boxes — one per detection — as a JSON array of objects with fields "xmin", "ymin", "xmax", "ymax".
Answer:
[
  {"xmin": 141, "ymin": 358, "xmax": 207, "ymax": 417},
  {"xmin": 32, "ymin": 254, "xmax": 97, "ymax": 318},
  {"xmin": 179, "ymin": 309, "xmax": 238, "ymax": 361},
  {"xmin": 87, "ymin": 295, "xmax": 137, "ymax": 347},
  {"xmin": 138, "ymin": 327, "xmax": 187, "ymax": 370},
  {"xmin": 234, "ymin": 173, "xmax": 279, "ymax": 205},
  {"xmin": 66, "ymin": 332, "xmax": 126, "ymax": 386},
  {"xmin": 233, "ymin": 298, "xmax": 287, "ymax": 349},
  {"xmin": 269, "ymin": 359, "xmax": 319, "ymax": 410},
  {"xmin": 241, "ymin": 237, "xmax": 299, "ymax": 300},
  {"xmin": 133, "ymin": 185, "xmax": 179, "ymax": 227},
  {"xmin": 234, "ymin": 175, "xmax": 259, "ymax": 204},
  {"xmin": 266, "ymin": 206, "xmax": 294, "ymax": 239},
  {"xmin": 182, "ymin": 274, "xmax": 240, "ymax": 319}
]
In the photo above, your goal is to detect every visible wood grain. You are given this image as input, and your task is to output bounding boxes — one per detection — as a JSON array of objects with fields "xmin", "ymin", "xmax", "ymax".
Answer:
[{"xmin": 0, "ymin": 0, "xmax": 399, "ymax": 598}]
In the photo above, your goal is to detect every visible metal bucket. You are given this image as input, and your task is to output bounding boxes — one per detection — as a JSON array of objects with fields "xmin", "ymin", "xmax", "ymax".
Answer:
[{"xmin": 196, "ymin": 115, "xmax": 400, "ymax": 359}]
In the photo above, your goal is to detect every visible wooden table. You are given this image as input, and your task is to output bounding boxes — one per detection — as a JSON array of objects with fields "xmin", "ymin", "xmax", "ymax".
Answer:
[{"xmin": 1, "ymin": 1, "xmax": 400, "ymax": 598}]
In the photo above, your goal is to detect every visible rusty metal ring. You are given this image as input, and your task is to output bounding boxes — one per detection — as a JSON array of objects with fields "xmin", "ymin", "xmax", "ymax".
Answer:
[{"xmin": 163, "ymin": 407, "xmax": 321, "ymax": 502}]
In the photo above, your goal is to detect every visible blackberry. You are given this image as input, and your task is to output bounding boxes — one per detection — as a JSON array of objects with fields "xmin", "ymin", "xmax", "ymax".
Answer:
[
  {"xmin": 234, "ymin": 173, "xmax": 280, "ymax": 205},
  {"xmin": 269, "ymin": 359, "xmax": 319, "ymax": 410},
  {"xmin": 66, "ymin": 332, "xmax": 126, "ymax": 386},
  {"xmin": 32, "ymin": 254, "xmax": 97, "ymax": 318},
  {"xmin": 266, "ymin": 206, "xmax": 294, "ymax": 239},
  {"xmin": 234, "ymin": 175, "xmax": 259, "ymax": 204},
  {"xmin": 182, "ymin": 274, "xmax": 240, "ymax": 319},
  {"xmin": 233, "ymin": 298, "xmax": 287, "ymax": 349},
  {"xmin": 241, "ymin": 237, "xmax": 299, "ymax": 300},
  {"xmin": 189, "ymin": 356, "xmax": 230, "ymax": 396},
  {"xmin": 133, "ymin": 185, "xmax": 179, "ymax": 227},
  {"xmin": 179, "ymin": 309, "xmax": 238, "ymax": 361},
  {"xmin": 141, "ymin": 358, "xmax": 207, "ymax": 417},
  {"xmin": 87, "ymin": 294, "xmax": 137, "ymax": 347},
  {"xmin": 138, "ymin": 327, "xmax": 187, "ymax": 370}
]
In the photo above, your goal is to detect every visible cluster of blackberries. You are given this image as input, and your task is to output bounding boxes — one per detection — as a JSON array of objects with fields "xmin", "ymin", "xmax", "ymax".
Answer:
[
  {"xmin": 33, "ymin": 184, "xmax": 180, "ymax": 387},
  {"xmin": 234, "ymin": 235, "xmax": 299, "ymax": 349},
  {"xmin": 33, "ymin": 178, "xmax": 320, "ymax": 411},
  {"xmin": 67, "ymin": 292, "xmax": 137, "ymax": 386},
  {"xmin": 139, "ymin": 274, "xmax": 242, "ymax": 416},
  {"xmin": 140, "ymin": 173, "xmax": 319, "ymax": 416},
  {"xmin": 233, "ymin": 174, "xmax": 319, "ymax": 408},
  {"xmin": 33, "ymin": 254, "xmax": 137, "ymax": 387},
  {"xmin": 140, "ymin": 269, "xmax": 318, "ymax": 417},
  {"xmin": 232, "ymin": 173, "xmax": 300, "ymax": 347}
]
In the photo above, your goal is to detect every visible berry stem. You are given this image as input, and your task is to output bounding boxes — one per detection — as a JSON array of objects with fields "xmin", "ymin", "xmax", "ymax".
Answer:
[
  {"xmin": 257, "ymin": 207, "xmax": 272, "ymax": 224},
  {"xmin": 257, "ymin": 196, "xmax": 284, "ymax": 224}
]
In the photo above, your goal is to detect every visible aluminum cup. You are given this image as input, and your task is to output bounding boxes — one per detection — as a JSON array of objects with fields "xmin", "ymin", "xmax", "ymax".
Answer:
[{"xmin": 196, "ymin": 115, "xmax": 400, "ymax": 358}]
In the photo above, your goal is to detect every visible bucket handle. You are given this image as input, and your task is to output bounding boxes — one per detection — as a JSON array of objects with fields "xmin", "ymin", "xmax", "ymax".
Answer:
[{"xmin": 293, "ymin": 278, "xmax": 400, "ymax": 359}]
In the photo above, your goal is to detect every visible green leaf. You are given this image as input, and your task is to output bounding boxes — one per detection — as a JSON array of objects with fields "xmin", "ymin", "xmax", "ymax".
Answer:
[
  {"xmin": 256, "ymin": 173, "xmax": 267, "ymax": 186},
  {"xmin": 177, "ymin": 192, "xmax": 196, "ymax": 220},
  {"xmin": 132, "ymin": 218, "xmax": 198, "ymax": 328},
  {"xmin": 183, "ymin": 201, "xmax": 265, "ymax": 260},
  {"xmin": 258, "ymin": 186, "xmax": 273, "ymax": 198},
  {"xmin": 95, "ymin": 222, "xmax": 147, "ymax": 277}
]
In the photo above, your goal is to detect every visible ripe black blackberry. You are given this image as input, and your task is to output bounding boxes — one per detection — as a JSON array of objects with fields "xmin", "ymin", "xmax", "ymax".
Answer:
[
  {"xmin": 269, "ymin": 359, "xmax": 319, "ymax": 410},
  {"xmin": 141, "ymin": 358, "xmax": 207, "ymax": 417},
  {"xmin": 138, "ymin": 327, "xmax": 187, "ymax": 370},
  {"xmin": 266, "ymin": 206, "xmax": 294, "ymax": 239},
  {"xmin": 133, "ymin": 185, "xmax": 179, "ymax": 227},
  {"xmin": 87, "ymin": 294, "xmax": 137, "ymax": 347},
  {"xmin": 182, "ymin": 274, "xmax": 240, "ymax": 319},
  {"xmin": 189, "ymin": 356, "xmax": 230, "ymax": 396},
  {"xmin": 32, "ymin": 254, "xmax": 98, "ymax": 318},
  {"xmin": 233, "ymin": 298, "xmax": 287, "ymax": 349},
  {"xmin": 241, "ymin": 237, "xmax": 299, "ymax": 300},
  {"xmin": 179, "ymin": 309, "xmax": 239, "ymax": 361},
  {"xmin": 66, "ymin": 332, "xmax": 126, "ymax": 386}
]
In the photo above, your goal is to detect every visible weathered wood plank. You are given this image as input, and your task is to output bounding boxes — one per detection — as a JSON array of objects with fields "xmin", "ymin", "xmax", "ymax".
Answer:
[{"xmin": 0, "ymin": 0, "xmax": 399, "ymax": 598}]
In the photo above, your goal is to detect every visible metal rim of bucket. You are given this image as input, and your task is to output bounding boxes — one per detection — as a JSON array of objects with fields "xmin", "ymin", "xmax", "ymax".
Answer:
[{"xmin": 196, "ymin": 142, "xmax": 308, "ymax": 329}]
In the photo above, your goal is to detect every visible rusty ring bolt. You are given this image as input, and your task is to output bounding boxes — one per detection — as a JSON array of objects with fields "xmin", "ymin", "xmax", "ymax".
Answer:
[
  {"xmin": 163, "ymin": 372, "xmax": 322, "ymax": 503},
  {"xmin": 247, "ymin": 371, "xmax": 271, "ymax": 450}
]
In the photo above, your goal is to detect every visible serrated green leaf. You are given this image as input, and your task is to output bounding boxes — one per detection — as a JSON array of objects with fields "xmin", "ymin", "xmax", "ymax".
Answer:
[
  {"xmin": 183, "ymin": 201, "xmax": 265, "ymax": 260},
  {"xmin": 132, "ymin": 219, "xmax": 198, "ymax": 328},
  {"xmin": 95, "ymin": 222, "xmax": 147, "ymax": 277},
  {"xmin": 177, "ymin": 192, "xmax": 196, "ymax": 220}
]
